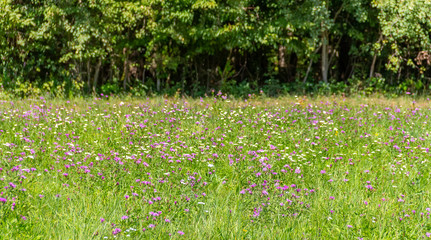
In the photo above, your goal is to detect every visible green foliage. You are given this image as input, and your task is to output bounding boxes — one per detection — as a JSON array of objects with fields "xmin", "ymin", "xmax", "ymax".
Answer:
[{"xmin": 0, "ymin": 0, "xmax": 430, "ymax": 97}]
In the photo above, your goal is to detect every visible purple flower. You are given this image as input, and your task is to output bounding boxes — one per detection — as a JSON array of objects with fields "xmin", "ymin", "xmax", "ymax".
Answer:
[
  {"xmin": 121, "ymin": 215, "xmax": 128, "ymax": 220},
  {"xmin": 112, "ymin": 228, "xmax": 121, "ymax": 235},
  {"xmin": 100, "ymin": 218, "xmax": 105, "ymax": 223},
  {"xmin": 0, "ymin": 198, "xmax": 6, "ymax": 203},
  {"xmin": 320, "ymin": 170, "xmax": 326, "ymax": 174},
  {"xmin": 148, "ymin": 224, "xmax": 155, "ymax": 228},
  {"xmin": 178, "ymin": 230, "xmax": 185, "ymax": 235},
  {"xmin": 347, "ymin": 225, "xmax": 353, "ymax": 228}
]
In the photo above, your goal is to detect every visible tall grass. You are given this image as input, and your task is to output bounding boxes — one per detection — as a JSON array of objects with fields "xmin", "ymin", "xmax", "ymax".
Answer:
[{"xmin": 0, "ymin": 94, "xmax": 430, "ymax": 239}]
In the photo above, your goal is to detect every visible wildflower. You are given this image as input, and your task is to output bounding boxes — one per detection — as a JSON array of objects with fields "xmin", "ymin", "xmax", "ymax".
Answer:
[
  {"xmin": 347, "ymin": 225, "xmax": 353, "ymax": 228},
  {"xmin": 121, "ymin": 215, "xmax": 128, "ymax": 220},
  {"xmin": 100, "ymin": 218, "xmax": 105, "ymax": 223},
  {"xmin": 112, "ymin": 228, "xmax": 121, "ymax": 235},
  {"xmin": 178, "ymin": 231, "xmax": 185, "ymax": 235},
  {"xmin": 320, "ymin": 170, "xmax": 326, "ymax": 174}
]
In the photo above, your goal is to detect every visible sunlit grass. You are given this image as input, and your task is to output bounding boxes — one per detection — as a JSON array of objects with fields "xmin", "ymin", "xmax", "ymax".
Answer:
[{"xmin": 0, "ymin": 94, "xmax": 430, "ymax": 239}]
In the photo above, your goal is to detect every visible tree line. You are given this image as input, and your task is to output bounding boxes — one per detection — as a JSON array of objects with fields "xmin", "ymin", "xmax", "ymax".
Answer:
[{"xmin": 1, "ymin": 0, "xmax": 430, "ymax": 97}]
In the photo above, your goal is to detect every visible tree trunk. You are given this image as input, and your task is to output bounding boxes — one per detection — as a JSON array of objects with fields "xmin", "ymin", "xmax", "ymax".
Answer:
[
  {"xmin": 142, "ymin": 68, "xmax": 146, "ymax": 85},
  {"xmin": 278, "ymin": 45, "xmax": 289, "ymax": 83},
  {"xmin": 369, "ymin": 31, "xmax": 383, "ymax": 79},
  {"xmin": 123, "ymin": 48, "xmax": 129, "ymax": 90},
  {"xmin": 87, "ymin": 60, "xmax": 92, "ymax": 92},
  {"xmin": 140, "ymin": 59, "xmax": 146, "ymax": 85},
  {"xmin": 321, "ymin": 30, "xmax": 329, "ymax": 83},
  {"xmin": 303, "ymin": 59, "xmax": 313, "ymax": 83},
  {"xmin": 369, "ymin": 54, "xmax": 377, "ymax": 79},
  {"xmin": 93, "ymin": 58, "xmax": 102, "ymax": 93},
  {"xmin": 182, "ymin": 65, "xmax": 186, "ymax": 94},
  {"xmin": 109, "ymin": 59, "xmax": 113, "ymax": 83},
  {"xmin": 279, "ymin": 45, "xmax": 287, "ymax": 69}
]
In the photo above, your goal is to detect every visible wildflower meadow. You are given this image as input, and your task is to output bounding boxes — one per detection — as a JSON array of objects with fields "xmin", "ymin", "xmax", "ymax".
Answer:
[{"xmin": 1, "ymin": 94, "xmax": 431, "ymax": 239}]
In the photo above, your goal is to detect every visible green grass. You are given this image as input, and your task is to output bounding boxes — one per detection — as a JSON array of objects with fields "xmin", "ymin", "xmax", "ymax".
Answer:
[{"xmin": 0, "ymin": 95, "xmax": 430, "ymax": 239}]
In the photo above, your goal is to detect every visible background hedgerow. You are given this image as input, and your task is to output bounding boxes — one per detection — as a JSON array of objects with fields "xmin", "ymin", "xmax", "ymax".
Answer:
[{"xmin": 1, "ymin": 1, "xmax": 431, "ymax": 98}]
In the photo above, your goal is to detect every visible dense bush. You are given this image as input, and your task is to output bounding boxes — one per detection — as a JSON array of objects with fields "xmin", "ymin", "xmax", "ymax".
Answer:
[{"xmin": 0, "ymin": 0, "xmax": 430, "ymax": 97}]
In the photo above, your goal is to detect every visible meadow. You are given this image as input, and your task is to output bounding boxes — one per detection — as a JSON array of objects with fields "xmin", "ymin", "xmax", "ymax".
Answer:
[{"xmin": 0, "ymin": 94, "xmax": 431, "ymax": 239}]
